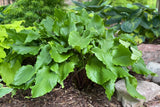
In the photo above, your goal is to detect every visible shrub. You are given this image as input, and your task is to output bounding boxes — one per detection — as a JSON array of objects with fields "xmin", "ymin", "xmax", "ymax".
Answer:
[{"xmin": 2, "ymin": 0, "xmax": 64, "ymax": 26}]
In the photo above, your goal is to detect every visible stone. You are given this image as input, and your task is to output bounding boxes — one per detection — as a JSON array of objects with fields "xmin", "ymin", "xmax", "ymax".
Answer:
[
  {"xmin": 146, "ymin": 62, "xmax": 160, "ymax": 84},
  {"xmin": 138, "ymin": 44, "xmax": 160, "ymax": 64},
  {"xmin": 115, "ymin": 80, "xmax": 160, "ymax": 107}
]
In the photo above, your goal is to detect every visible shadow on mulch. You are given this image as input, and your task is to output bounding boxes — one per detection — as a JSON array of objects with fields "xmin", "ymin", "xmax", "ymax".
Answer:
[
  {"xmin": 0, "ymin": 72, "xmax": 122, "ymax": 107},
  {"xmin": 0, "ymin": 82, "xmax": 122, "ymax": 107}
]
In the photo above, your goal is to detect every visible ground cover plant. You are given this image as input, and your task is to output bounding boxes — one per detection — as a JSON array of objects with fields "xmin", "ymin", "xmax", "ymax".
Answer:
[
  {"xmin": 0, "ymin": 8, "xmax": 156, "ymax": 100},
  {"xmin": 73, "ymin": 0, "xmax": 160, "ymax": 43}
]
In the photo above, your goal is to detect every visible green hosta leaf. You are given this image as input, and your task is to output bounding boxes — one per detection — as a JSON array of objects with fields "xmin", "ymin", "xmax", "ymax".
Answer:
[
  {"xmin": 12, "ymin": 65, "xmax": 34, "ymax": 86},
  {"xmin": 35, "ymin": 45, "xmax": 52, "ymax": 71},
  {"xmin": 112, "ymin": 45, "xmax": 133, "ymax": 66},
  {"xmin": 60, "ymin": 19, "xmax": 77, "ymax": 38},
  {"xmin": 31, "ymin": 66, "xmax": 58, "ymax": 98},
  {"xmin": 103, "ymin": 80, "xmax": 115, "ymax": 100},
  {"xmin": 7, "ymin": 29, "xmax": 27, "ymax": 45},
  {"xmin": 12, "ymin": 45, "xmax": 40, "ymax": 55},
  {"xmin": 118, "ymin": 34, "xmax": 137, "ymax": 45},
  {"xmin": 54, "ymin": 61, "xmax": 76, "ymax": 87},
  {"xmin": 125, "ymin": 77, "xmax": 145, "ymax": 99},
  {"xmin": 40, "ymin": 16, "xmax": 54, "ymax": 34},
  {"xmin": 119, "ymin": 39, "xmax": 130, "ymax": 48},
  {"xmin": 0, "ymin": 47, "xmax": 6, "ymax": 62},
  {"xmin": 132, "ymin": 58, "xmax": 156, "ymax": 76},
  {"xmin": 98, "ymin": 38, "xmax": 114, "ymax": 52},
  {"xmin": 86, "ymin": 57, "xmax": 116, "ymax": 85},
  {"xmin": 92, "ymin": 47, "xmax": 113, "ymax": 68},
  {"xmin": 110, "ymin": 65, "xmax": 130, "ymax": 78},
  {"xmin": 0, "ymin": 87, "xmax": 13, "ymax": 98},
  {"xmin": 68, "ymin": 31, "xmax": 92, "ymax": 50},
  {"xmin": 121, "ymin": 18, "xmax": 141, "ymax": 33},
  {"xmin": 24, "ymin": 30, "xmax": 41, "ymax": 43},
  {"xmin": 105, "ymin": 15, "xmax": 122, "ymax": 25},
  {"xmin": 50, "ymin": 46, "xmax": 72, "ymax": 63},
  {"xmin": 130, "ymin": 47, "xmax": 142, "ymax": 60},
  {"xmin": 0, "ymin": 61, "xmax": 21, "ymax": 85},
  {"xmin": 87, "ymin": 14, "xmax": 105, "ymax": 35}
]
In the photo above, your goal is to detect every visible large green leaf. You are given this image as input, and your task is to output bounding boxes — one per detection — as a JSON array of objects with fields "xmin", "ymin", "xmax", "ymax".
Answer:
[
  {"xmin": 112, "ymin": 45, "xmax": 133, "ymax": 66},
  {"xmin": 31, "ymin": 66, "xmax": 58, "ymax": 98},
  {"xmin": 60, "ymin": 18, "xmax": 77, "ymax": 38},
  {"xmin": 35, "ymin": 45, "xmax": 52, "ymax": 71},
  {"xmin": 0, "ymin": 86, "xmax": 13, "ymax": 98},
  {"xmin": 12, "ymin": 65, "xmax": 34, "ymax": 86},
  {"xmin": 49, "ymin": 46, "xmax": 72, "ymax": 63},
  {"xmin": 110, "ymin": 65, "xmax": 130, "ymax": 78},
  {"xmin": 125, "ymin": 77, "xmax": 145, "ymax": 99},
  {"xmin": 54, "ymin": 61, "xmax": 76, "ymax": 87},
  {"xmin": 68, "ymin": 31, "xmax": 92, "ymax": 50},
  {"xmin": 103, "ymin": 80, "xmax": 115, "ymax": 100},
  {"xmin": 132, "ymin": 58, "xmax": 156, "ymax": 76},
  {"xmin": 130, "ymin": 47, "xmax": 142, "ymax": 60},
  {"xmin": 121, "ymin": 18, "xmax": 141, "ymax": 33},
  {"xmin": 92, "ymin": 47, "xmax": 113, "ymax": 68},
  {"xmin": 0, "ymin": 47, "xmax": 6, "ymax": 62},
  {"xmin": 7, "ymin": 29, "xmax": 27, "ymax": 45},
  {"xmin": 98, "ymin": 38, "xmax": 114, "ymax": 52},
  {"xmin": 0, "ymin": 61, "xmax": 21, "ymax": 85},
  {"xmin": 86, "ymin": 57, "xmax": 116, "ymax": 85},
  {"xmin": 24, "ymin": 30, "xmax": 41, "ymax": 43},
  {"xmin": 87, "ymin": 14, "xmax": 105, "ymax": 35},
  {"xmin": 40, "ymin": 16, "xmax": 54, "ymax": 34},
  {"xmin": 12, "ymin": 45, "xmax": 40, "ymax": 55}
]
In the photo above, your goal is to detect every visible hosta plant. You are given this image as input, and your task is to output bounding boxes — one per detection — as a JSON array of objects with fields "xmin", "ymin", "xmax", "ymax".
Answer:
[
  {"xmin": 0, "ymin": 8, "xmax": 155, "ymax": 100},
  {"xmin": 73, "ymin": 0, "xmax": 160, "ymax": 43}
]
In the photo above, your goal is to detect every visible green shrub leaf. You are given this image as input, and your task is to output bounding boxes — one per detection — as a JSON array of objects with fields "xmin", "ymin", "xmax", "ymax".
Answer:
[
  {"xmin": 69, "ymin": 31, "xmax": 92, "ymax": 50},
  {"xmin": 125, "ymin": 77, "xmax": 145, "ymax": 99},
  {"xmin": 121, "ymin": 18, "xmax": 141, "ymax": 33},
  {"xmin": 0, "ymin": 61, "xmax": 21, "ymax": 86},
  {"xmin": 31, "ymin": 66, "xmax": 58, "ymax": 98},
  {"xmin": 49, "ymin": 46, "xmax": 72, "ymax": 63},
  {"xmin": 112, "ymin": 45, "xmax": 133, "ymax": 66},
  {"xmin": 103, "ymin": 80, "xmax": 115, "ymax": 100},
  {"xmin": 35, "ymin": 45, "xmax": 52, "ymax": 71},
  {"xmin": 12, "ymin": 65, "xmax": 34, "ymax": 86},
  {"xmin": 0, "ymin": 87, "xmax": 13, "ymax": 98},
  {"xmin": 12, "ymin": 45, "xmax": 40, "ymax": 55},
  {"xmin": 24, "ymin": 30, "xmax": 41, "ymax": 43},
  {"xmin": 86, "ymin": 57, "xmax": 116, "ymax": 85},
  {"xmin": 132, "ymin": 58, "xmax": 157, "ymax": 76}
]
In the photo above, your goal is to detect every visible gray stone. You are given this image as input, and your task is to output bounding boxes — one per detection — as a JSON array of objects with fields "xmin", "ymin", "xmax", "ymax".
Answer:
[
  {"xmin": 146, "ymin": 62, "xmax": 160, "ymax": 84},
  {"xmin": 115, "ymin": 80, "xmax": 160, "ymax": 107}
]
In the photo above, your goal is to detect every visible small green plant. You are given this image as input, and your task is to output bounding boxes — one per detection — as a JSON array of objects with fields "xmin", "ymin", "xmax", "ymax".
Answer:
[{"xmin": 0, "ymin": 8, "xmax": 155, "ymax": 100}]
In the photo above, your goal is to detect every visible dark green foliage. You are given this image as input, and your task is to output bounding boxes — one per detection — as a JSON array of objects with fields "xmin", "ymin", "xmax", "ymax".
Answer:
[
  {"xmin": 0, "ymin": 5, "xmax": 8, "ymax": 23},
  {"xmin": 2, "ymin": 0, "xmax": 64, "ymax": 26},
  {"xmin": 73, "ymin": 1, "xmax": 160, "ymax": 43}
]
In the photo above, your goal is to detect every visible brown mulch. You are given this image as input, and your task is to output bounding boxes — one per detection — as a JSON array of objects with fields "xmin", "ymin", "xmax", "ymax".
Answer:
[{"xmin": 0, "ymin": 81, "xmax": 122, "ymax": 107}]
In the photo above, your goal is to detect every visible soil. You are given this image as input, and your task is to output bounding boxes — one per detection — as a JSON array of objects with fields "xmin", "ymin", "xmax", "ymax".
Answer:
[{"xmin": 0, "ymin": 77, "xmax": 122, "ymax": 107}]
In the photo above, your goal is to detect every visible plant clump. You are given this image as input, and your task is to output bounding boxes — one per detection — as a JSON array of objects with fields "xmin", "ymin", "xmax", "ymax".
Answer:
[{"xmin": 0, "ymin": 8, "xmax": 155, "ymax": 100}]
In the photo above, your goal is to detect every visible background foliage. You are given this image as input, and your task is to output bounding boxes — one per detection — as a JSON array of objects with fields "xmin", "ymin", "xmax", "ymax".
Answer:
[{"xmin": 2, "ymin": 0, "xmax": 64, "ymax": 26}]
